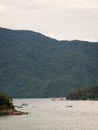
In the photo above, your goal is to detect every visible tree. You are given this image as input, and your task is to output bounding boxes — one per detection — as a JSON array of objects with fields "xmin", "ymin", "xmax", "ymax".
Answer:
[{"xmin": 0, "ymin": 93, "xmax": 14, "ymax": 110}]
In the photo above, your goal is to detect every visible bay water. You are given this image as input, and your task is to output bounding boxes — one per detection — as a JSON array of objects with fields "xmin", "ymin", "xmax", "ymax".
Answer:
[{"xmin": 0, "ymin": 98, "xmax": 98, "ymax": 130}]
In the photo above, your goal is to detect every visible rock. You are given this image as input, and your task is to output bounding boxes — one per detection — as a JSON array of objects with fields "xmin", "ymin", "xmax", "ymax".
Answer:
[
  {"xmin": 21, "ymin": 103, "xmax": 28, "ymax": 106},
  {"xmin": 0, "ymin": 109, "xmax": 28, "ymax": 115},
  {"xmin": 12, "ymin": 109, "xmax": 28, "ymax": 115},
  {"xmin": 51, "ymin": 98, "xmax": 56, "ymax": 101},
  {"xmin": 66, "ymin": 105, "xmax": 73, "ymax": 108},
  {"xmin": 15, "ymin": 105, "xmax": 23, "ymax": 108}
]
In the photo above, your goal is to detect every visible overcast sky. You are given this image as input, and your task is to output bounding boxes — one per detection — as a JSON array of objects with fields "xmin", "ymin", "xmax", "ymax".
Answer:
[{"xmin": 0, "ymin": 0, "xmax": 98, "ymax": 41}]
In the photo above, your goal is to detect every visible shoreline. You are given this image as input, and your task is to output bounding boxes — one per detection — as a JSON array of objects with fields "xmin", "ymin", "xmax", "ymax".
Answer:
[{"xmin": 0, "ymin": 109, "xmax": 28, "ymax": 115}]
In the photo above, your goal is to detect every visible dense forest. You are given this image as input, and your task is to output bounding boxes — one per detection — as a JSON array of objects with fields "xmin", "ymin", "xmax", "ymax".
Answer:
[
  {"xmin": 0, "ymin": 27, "xmax": 98, "ymax": 97},
  {"xmin": 67, "ymin": 86, "xmax": 98, "ymax": 100}
]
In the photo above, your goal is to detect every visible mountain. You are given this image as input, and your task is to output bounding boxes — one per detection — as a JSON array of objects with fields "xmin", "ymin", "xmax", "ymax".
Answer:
[{"xmin": 0, "ymin": 27, "xmax": 98, "ymax": 98}]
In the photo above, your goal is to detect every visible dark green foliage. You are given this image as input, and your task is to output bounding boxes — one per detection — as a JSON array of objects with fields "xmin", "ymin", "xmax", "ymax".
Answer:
[
  {"xmin": 0, "ymin": 92, "xmax": 14, "ymax": 110},
  {"xmin": 67, "ymin": 86, "xmax": 98, "ymax": 100},
  {"xmin": 0, "ymin": 27, "xmax": 98, "ymax": 97}
]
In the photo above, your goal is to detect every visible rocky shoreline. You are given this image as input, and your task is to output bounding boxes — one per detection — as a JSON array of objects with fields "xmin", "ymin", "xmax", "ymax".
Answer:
[{"xmin": 0, "ymin": 109, "xmax": 28, "ymax": 115}]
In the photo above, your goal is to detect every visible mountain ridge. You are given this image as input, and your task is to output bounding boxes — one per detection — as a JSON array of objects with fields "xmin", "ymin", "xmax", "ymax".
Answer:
[
  {"xmin": 1, "ymin": 26, "xmax": 98, "ymax": 43},
  {"xmin": 0, "ymin": 27, "xmax": 98, "ymax": 98}
]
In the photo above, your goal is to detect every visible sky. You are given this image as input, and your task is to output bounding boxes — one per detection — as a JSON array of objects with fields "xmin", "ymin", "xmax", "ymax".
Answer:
[{"xmin": 0, "ymin": 0, "xmax": 98, "ymax": 41}]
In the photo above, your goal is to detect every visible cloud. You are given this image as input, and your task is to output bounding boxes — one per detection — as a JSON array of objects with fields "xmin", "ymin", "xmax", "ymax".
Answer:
[
  {"xmin": 0, "ymin": 4, "xmax": 7, "ymax": 12},
  {"xmin": 85, "ymin": 36, "xmax": 97, "ymax": 42},
  {"xmin": 0, "ymin": 0, "xmax": 98, "ymax": 41},
  {"xmin": 0, "ymin": 0, "xmax": 98, "ymax": 13},
  {"xmin": 0, "ymin": 0, "xmax": 59, "ymax": 12}
]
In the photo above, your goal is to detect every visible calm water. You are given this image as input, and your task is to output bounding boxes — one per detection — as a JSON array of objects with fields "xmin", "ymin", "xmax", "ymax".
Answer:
[{"xmin": 0, "ymin": 98, "xmax": 98, "ymax": 130}]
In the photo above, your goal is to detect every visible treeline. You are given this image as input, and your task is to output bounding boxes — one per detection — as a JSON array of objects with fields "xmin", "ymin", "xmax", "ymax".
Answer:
[{"xmin": 67, "ymin": 86, "xmax": 98, "ymax": 100}]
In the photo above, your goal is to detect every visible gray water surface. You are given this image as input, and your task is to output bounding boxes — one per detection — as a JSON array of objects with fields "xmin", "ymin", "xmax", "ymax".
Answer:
[{"xmin": 0, "ymin": 98, "xmax": 98, "ymax": 130}]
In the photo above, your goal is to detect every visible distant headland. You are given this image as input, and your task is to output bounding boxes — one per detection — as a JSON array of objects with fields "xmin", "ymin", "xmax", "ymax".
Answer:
[{"xmin": 0, "ymin": 93, "xmax": 28, "ymax": 115}]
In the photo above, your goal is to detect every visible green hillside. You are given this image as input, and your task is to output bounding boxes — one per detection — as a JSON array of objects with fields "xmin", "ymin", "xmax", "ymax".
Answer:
[{"xmin": 0, "ymin": 27, "xmax": 98, "ymax": 97}]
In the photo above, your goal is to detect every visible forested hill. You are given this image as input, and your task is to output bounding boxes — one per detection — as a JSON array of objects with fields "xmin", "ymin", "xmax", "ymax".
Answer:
[{"xmin": 0, "ymin": 27, "xmax": 98, "ymax": 98}]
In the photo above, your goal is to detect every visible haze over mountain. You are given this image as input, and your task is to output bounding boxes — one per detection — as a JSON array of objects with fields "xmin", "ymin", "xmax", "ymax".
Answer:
[{"xmin": 0, "ymin": 27, "xmax": 98, "ymax": 98}]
